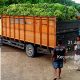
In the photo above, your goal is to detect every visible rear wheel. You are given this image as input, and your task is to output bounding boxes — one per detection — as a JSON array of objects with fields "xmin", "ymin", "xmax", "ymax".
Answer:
[
  {"xmin": 0, "ymin": 37, "xmax": 3, "ymax": 46},
  {"xmin": 25, "ymin": 44, "xmax": 37, "ymax": 57}
]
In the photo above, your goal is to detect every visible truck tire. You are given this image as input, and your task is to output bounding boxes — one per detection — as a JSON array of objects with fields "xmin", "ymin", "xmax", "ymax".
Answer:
[
  {"xmin": 0, "ymin": 37, "xmax": 3, "ymax": 46},
  {"xmin": 25, "ymin": 44, "xmax": 36, "ymax": 57}
]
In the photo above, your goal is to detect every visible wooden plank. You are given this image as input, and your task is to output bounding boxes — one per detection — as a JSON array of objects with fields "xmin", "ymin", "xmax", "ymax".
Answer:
[
  {"xmin": 5, "ymin": 16, "xmax": 7, "ymax": 38},
  {"xmin": 24, "ymin": 16, "xmax": 26, "ymax": 42},
  {"xmin": 33, "ymin": 17, "xmax": 36, "ymax": 44},
  {"xmin": 11, "ymin": 23, "xmax": 14, "ymax": 38},
  {"xmin": 47, "ymin": 17, "xmax": 49, "ymax": 47},
  {"xmin": 9, "ymin": 16, "xmax": 11, "ymax": 38},
  {"xmin": 0, "ymin": 16, "xmax": 2, "ymax": 36},
  {"xmin": 18, "ymin": 16, "xmax": 20, "ymax": 41},
  {"xmin": 6, "ymin": 17, "xmax": 10, "ymax": 37},
  {"xmin": 40, "ymin": 17, "xmax": 42, "ymax": 46},
  {"xmin": 14, "ymin": 16, "xmax": 15, "ymax": 40}
]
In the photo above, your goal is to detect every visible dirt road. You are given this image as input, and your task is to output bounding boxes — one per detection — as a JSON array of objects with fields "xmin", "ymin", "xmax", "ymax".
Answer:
[{"xmin": 1, "ymin": 45, "xmax": 80, "ymax": 80}]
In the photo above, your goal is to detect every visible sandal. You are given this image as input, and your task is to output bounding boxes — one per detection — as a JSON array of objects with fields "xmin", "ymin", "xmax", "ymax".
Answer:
[
  {"xmin": 53, "ymin": 78, "xmax": 57, "ymax": 80},
  {"xmin": 57, "ymin": 77, "xmax": 61, "ymax": 79}
]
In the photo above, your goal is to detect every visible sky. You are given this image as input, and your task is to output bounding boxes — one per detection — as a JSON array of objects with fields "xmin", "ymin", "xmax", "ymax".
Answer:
[{"xmin": 72, "ymin": 0, "xmax": 80, "ymax": 3}]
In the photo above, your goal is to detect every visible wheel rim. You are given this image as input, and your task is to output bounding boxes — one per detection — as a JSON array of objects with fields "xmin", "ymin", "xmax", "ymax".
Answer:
[{"xmin": 26, "ymin": 44, "xmax": 34, "ymax": 57}]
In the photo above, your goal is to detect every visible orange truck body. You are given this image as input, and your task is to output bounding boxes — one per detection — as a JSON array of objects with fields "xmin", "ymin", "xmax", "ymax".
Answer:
[
  {"xmin": 0, "ymin": 19, "xmax": 1, "ymax": 35},
  {"xmin": 1, "ymin": 15, "xmax": 56, "ymax": 48}
]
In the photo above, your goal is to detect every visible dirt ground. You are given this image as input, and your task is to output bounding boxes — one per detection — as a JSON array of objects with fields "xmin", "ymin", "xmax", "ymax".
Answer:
[{"xmin": 1, "ymin": 45, "xmax": 80, "ymax": 80}]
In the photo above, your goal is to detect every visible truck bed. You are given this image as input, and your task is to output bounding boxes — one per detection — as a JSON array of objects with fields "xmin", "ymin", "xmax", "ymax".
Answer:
[{"xmin": 2, "ymin": 15, "xmax": 56, "ymax": 48}]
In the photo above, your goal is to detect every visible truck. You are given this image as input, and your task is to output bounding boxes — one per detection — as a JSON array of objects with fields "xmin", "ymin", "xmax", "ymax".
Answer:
[
  {"xmin": 0, "ymin": 15, "xmax": 56, "ymax": 57},
  {"xmin": 0, "ymin": 15, "xmax": 80, "ymax": 56}
]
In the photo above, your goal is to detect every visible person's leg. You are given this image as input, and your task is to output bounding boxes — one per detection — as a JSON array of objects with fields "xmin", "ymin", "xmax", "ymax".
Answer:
[
  {"xmin": 78, "ymin": 56, "xmax": 80, "ymax": 70},
  {"xmin": 54, "ymin": 68, "xmax": 57, "ymax": 78},
  {"xmin": 75, "ymin": 55, "xmax": 80, "ymax": 71},
  {"xmin": 77, "ymin": 59, "xmax": 80, "ymax": 71},
  {"xmin": 59, "ymin": 68, "xmax": 61, "ymax": 78},
  {"xmin": 57, "ymin": 68, "xmax": 61, "ymax": 79},
  {"xmin": 57, "ymin": 62, "xmax": 63, "ymax": 79},
  {"xmin": 53, "ymin": 62, "xmax": 58, "ymax": 80}
]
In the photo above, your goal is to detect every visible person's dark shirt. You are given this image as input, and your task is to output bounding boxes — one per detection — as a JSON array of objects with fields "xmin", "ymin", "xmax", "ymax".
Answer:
[{"xmin": 53, "ymin": 46, "xmax": 66, "ymax": 62}]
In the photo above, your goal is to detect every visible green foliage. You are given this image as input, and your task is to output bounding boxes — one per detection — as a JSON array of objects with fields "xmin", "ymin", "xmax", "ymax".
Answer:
[
  {"xmin": 67, "ymin": 6, "xmax": 77, "ymax": 20},
  {"xmin": 0, "ymin": 0, "xmax": 80, "ymax": 13},
  {"xmin": 75, "ymin": 4, "xmax": 80, "ymax": 13},
  {"xmin": 1, "ymin": 3, "xmax": 78, "ymax": 21}
]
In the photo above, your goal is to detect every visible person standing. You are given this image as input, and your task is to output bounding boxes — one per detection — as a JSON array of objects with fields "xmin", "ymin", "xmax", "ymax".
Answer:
[
  {"xmin": 52, "ymin": 40, "xmax": 66, "ymax": 80},
  {"xmin": 74, "ymin": 36, "xmax": 80, "ymax": 71}
]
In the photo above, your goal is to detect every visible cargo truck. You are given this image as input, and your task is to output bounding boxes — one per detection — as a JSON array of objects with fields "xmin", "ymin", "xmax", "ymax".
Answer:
[
  {"xmin": 0, "ymin": 15, "xmax": 56, "ymax": 57},
  {"xmin": 0, "ymin": 15, "xmax": 80, "ymax": 56}
]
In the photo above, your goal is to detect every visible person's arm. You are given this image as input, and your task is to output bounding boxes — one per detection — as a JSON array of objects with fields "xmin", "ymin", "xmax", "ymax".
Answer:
[
  {"xmin": 74, "ymin": 45, "xmax": 77, "ymax": 54},
  {"xmin": 51, "ymin": 49, "xmax": 56, "ymax": 61},
  {"xmin": 51, "ymin": 53, "xmax": 54, "ymax": 60},
  {"xmin": 63, "ymin": 48, "xmax": 67, "ymax": 63}
]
